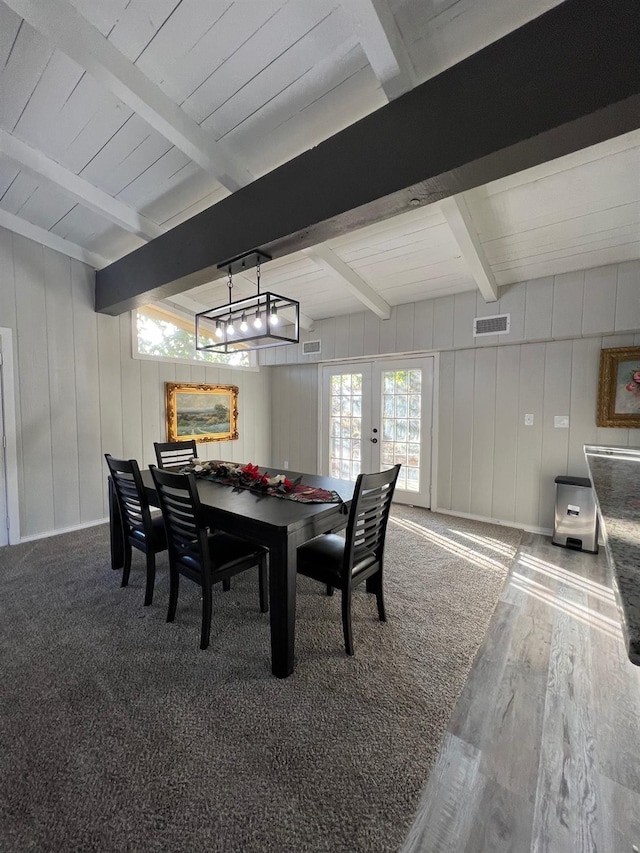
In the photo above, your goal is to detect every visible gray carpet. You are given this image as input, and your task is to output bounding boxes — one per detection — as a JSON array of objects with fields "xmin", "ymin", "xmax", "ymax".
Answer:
[{"xmin": 0, "ymin": 507, "xmax": 522, "ymax": 853}]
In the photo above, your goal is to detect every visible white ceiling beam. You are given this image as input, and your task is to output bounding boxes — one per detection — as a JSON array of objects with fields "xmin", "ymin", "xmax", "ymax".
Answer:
[
  {"xmin": 4, "ymin": 0, "xmax": 253, "ymax": 192},
  {"xmin": 304, "ymin": 244, "xmax": 391, "ymax": 320},
  {"xmin": 440, "ymin": 194, "xmax": 499, "ymax": 303},
  {"xmin": 0, "ymin": 209, "xmax": 108, "ymax": 268},
  {"xmin": 342, "ymin": 0, "xmax": 416, "ymax": 100},
  {"xmin": 0, "ymin": 129, "xmax": 165, "ymax": 241}
]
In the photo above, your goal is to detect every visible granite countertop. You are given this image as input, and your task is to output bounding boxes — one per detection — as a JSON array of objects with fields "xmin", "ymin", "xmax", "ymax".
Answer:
[{"xmin": 584, "ymin": 444, "xmax": 640, "ymax": 665}]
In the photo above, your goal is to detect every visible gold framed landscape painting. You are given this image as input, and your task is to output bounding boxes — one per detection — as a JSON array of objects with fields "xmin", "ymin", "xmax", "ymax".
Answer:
[
  {"xmin": 597, "ymin": 347, "xmax": 640, "ymax": 428},
  {"xmin": 165, "ymin": 383, "xmax": 239, "ymax": 443}
]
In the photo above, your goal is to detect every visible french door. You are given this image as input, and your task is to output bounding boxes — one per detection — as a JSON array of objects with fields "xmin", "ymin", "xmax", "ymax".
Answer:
[{"xmin": 321, "ymin": 357, "xmax": 434, "ymax": 507}]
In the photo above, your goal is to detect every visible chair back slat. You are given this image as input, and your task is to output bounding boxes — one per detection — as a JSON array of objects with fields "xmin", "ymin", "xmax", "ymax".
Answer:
[
  {"xmin": 346, "ymin": 466, "xmax": 401, "ymax": 570},
  {"xmin": 105, "ymin": 454, "xmax": 152, "ymax": 535},
  {"xmin": 154, "ymin": 440, "xmax": 198, "ymax": 469},
  {"xmin": 150, "ymin": 466, "xmax": 208, "ymax": 583}
]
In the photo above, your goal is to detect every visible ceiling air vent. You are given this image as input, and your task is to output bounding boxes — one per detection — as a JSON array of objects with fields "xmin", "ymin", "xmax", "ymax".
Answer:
[
  {"xmin": 473, "ymin": 313, "xmax": 510, "ymax": 337},
  {"xmin": 302, "ymin": 340, "xmax": 321, "ymax": 355}
]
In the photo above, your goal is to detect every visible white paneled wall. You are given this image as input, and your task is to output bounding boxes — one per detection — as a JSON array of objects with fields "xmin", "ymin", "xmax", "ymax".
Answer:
[
  {"xmin": 438, "ymin": 334, "xmax": 640, "ymax": 532},
  {"xmin": 267, "ymin": 260, "xmax": 640, "ymax": 532},
  {"xmin": 268, "ymin": 364, "xmax": 318, "ymax": 474},
  {"xmin": 0, "ymin": 228, "xmax": 271, "ymax": 540}
]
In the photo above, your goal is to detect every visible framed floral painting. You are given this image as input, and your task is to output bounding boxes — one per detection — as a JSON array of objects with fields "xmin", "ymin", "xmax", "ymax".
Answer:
[
  {"xmin": 165, "ymin": 382, "xmax": 239, "ymax": 442},
  {"xmin": 596, "ymin": 347, "xmax": 640, "ymax": 428}
]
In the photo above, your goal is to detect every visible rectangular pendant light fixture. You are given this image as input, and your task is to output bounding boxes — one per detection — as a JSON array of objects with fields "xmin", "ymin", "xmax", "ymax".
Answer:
[{"xmin": 195, "ymin": 250, "xmax": 300, "ymax": 353}]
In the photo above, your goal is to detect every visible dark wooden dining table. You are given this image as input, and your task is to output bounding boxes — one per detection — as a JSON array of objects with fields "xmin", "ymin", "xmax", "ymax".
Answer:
[{"xmin": 109, "ymin": 466, "xmax": 354, "ymax": 677}]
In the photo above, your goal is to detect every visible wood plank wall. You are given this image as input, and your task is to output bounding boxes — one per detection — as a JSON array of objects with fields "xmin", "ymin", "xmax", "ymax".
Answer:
[
  {"xmin": 266, "ymin": 261, "xmax": 640, "ymax": 532},
  {"xmin": 268, "ymin": 364, "xmax": 318, "ymax": 475},
  {"xmin": 0, "ymin": 228, "xmax": 271, "ymax": 540}
]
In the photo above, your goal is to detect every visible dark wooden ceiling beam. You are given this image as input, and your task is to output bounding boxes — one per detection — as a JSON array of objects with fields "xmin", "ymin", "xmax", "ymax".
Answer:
[{"xmin": 96, "ymin": 0, "xmax": 640, "ymax": 315}]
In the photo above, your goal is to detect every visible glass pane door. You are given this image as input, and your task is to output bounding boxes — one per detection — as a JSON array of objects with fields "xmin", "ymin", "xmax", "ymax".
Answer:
[
  {"xmin": 380, "ymin": 367, "xmax": 423, "ymax": 495},
  {"xmin": 372, "ymin": 358, "xmax": 433, "ymax": 507},
  {"xmin": 322, "ymin": 358, "xmax": 432, "ymax": 507},
  {"xmin": 322, "ymin": 364, "xmax": 372, "ymax": 483},
  {"xmin": 328, "ymin": 372, "xmax": 363, "ymax": 480}
]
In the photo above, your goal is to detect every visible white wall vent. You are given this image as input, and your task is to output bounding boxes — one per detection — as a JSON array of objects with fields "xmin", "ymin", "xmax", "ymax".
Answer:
[
  {"xmin": 302, "ymin": 340, "xmax": 321, "ymax": 355},
  {"xmin": 473, "ymin": 313, "xmax": 510, "ymax": 337}
]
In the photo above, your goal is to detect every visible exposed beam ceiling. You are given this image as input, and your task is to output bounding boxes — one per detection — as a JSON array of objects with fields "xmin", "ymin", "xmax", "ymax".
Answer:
[
  {"xmin": 313, "ymin": 1, "xmax": 413, "ymax": 313},
  {"xmin": 1, "ymin": 0, "xmax": 635, "ymax": 325},
  {"xmin": 326, "ymin": 0, "xmax": 414, "ymax": 314},
  {"xmin": 93, "ymin": 0, "xmax": 640, "ymax": 315},
  {"xmin": 3, "ymin": 0, "xmax": 253, "ymax": 193},
  {"xmin": 304, "ymin": 245, "xmax": 391, "ymax": 320},
  {"xmin": 440, "ymin": 194, "xmax": 498, "ymax": 303},
  {"xmin": 3, "ymin": 0, "xmax": 331, "ymax": 322},
  {"xmin": 0, "ymin": 208, "xmax": 107, "ymax": 268},
  {"xmin": 343, "ymin": 0, "xmax": 415, "ymax": 100},
  {"xmin": 0, "ymin": 129, "xmax": 164, "ymax": 244}
]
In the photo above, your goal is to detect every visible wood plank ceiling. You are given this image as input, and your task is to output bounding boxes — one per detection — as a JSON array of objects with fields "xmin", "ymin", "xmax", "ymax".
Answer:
[{"xmin": 0, "ymin": 0, "xmax": 638, "ymax": 324}]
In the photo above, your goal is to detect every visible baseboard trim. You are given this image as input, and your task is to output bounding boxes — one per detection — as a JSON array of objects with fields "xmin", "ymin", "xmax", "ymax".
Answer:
[
  {"xmin": 19, "ymin": 517, "xmax": 109, "ymax": 544},
  {"xmin": 432, "ymin": 507, "xmax": 552, "ymax": 537}
]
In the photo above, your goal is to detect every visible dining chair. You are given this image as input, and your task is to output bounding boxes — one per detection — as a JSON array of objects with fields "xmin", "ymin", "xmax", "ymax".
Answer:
[
  {"xmin": 149, "ymin": 466, "xmax": 269, "ymax": 650},
  {"xmin": 154, "ymin": 440, "xmax": 198, "ymax": 469},
  {"xmin": 154, "ymin": 439, "xmax": 231, "ymax": 586},
  {"xmin": 105, "ymin": 454, "xmax": 167, "ymax": 606},
  {"xmin": 296, "ymin": 464, "xmax": 401, "ymax": 656}
]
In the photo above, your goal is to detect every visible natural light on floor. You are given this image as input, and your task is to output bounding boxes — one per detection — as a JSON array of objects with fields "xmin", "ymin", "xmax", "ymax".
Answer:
[
  {"xmin": 518, "ymin": 552, "xmax": 615, "ymax": 603},
  {"xmin": 510, "ymin": 552, "xmax": 621, "ymax": 641},
  {"xmin": 448, "ymin": 528, "xmax": 518, "ymax": 558},
  {"xmin": 389, "ymin": 516, "xmax": 511, "ymax": 574},
  {"xmin": 392, "ymin": 515, "xmax": 622, "ymax": 642}
]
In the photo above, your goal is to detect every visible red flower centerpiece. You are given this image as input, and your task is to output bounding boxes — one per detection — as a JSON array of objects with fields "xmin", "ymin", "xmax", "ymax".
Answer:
[{"xmin": 183, "ymin": 459, "xmax": 294, "ymax": 493}]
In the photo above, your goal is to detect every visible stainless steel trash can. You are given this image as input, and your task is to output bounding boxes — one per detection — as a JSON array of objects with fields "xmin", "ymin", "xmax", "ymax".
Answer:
[{"xmin": 552, "ymin": 475, "xmax": 599, "ymax": 554}]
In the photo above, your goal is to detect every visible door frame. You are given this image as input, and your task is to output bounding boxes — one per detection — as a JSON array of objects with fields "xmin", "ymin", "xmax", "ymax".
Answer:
[
  {"xmin": 0, "ymin": 327, "xmax": 20, "ymax": 544},
  {"xmin": 316, "ymin": 352, "xmax": 439, "ymax": 508}
]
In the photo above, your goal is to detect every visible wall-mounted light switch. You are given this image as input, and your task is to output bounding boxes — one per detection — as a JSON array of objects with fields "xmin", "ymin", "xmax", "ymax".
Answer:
[
  {"xmin": 524, "ymin": 414, "xmax": 534, "ymax": 426},
  {"xmin": 283, "ymin": 460, "xmax": 289, "ymax": 469},
  {"xmin": 554, "ymin": 415, "xmax": 569, "ymax": 428}
]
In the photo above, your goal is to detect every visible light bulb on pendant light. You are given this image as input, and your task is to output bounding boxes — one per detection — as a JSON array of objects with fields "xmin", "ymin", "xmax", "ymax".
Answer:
[
  {"xmin": 215, "ymin": 320, "xmax": 223, "ymax": 338},
  {"xmin": 226, "ymin": 317, "xmax": 235, "ymax": 335},
  {"xmin": 240, "ymin": 313, "xmax": 248, "ymax": 333},
  {"xmin": 254, "ymin": 309, "xmax": 262, "ymax": 329},
  {"xmin": 269, "ymin": 304, "xmax": 279, "ymax": 326}
]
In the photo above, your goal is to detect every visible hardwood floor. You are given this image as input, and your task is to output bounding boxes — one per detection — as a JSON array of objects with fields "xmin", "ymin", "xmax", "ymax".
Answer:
[{"xmin": 401, "ymin": 533, "xmax": 640, "ymax": 853}]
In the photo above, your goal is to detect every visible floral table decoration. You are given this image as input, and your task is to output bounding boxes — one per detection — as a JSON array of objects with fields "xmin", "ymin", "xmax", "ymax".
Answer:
[{"xmin": 179, "ymin": 460, "xmax": 344, "ymax": 505}]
